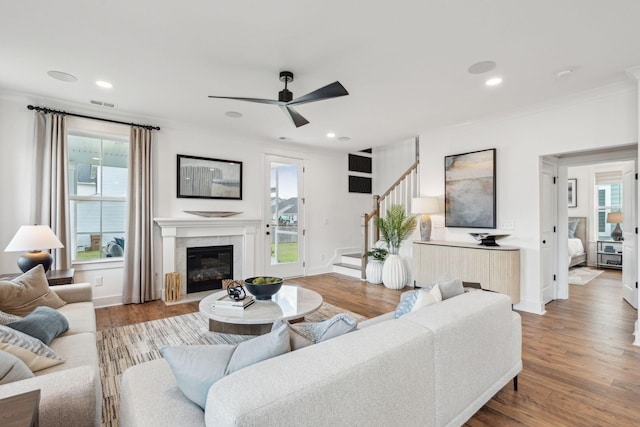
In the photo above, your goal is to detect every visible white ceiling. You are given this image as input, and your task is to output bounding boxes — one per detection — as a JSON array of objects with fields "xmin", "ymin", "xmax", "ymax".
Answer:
[{"xmin": 2, "ymin": 1, "xmax": 640, "ymax": 150}]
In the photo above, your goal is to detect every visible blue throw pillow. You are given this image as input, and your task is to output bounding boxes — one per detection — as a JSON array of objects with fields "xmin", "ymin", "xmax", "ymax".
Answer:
[
  {"xmin": 161, "ymin": 324, "xmax": 290, "ymax": 409},
  {"xmin": 273, "ymin": 313, "xmax": 358, "ymax": 350},
  {"xmin": 394, "ymin": 291, "xmax": 419, "ymax": 319},
  {"xmin": 6, "ymin": 306, "xmax": 69, "ymax": 345}
]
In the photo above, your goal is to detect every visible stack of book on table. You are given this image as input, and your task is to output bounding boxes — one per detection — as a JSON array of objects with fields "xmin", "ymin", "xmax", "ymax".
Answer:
[{"xmin": 213, "ymin": 294, "xmax": 255, "ymax": 310}]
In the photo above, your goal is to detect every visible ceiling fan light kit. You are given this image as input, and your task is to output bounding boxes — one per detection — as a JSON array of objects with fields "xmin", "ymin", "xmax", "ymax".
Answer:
[{"xmin": 209, "ymin": 71, "xmax": 348, "ymax": 128}]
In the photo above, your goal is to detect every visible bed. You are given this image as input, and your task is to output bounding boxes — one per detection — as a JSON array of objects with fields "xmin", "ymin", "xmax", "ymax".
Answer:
[{"xmin": 568, "ymin": 216, "xmax": 587, "ymax": 267}]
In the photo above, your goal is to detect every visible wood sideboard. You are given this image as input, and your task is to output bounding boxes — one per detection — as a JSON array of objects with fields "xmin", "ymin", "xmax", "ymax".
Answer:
[{"xmin": 412, "ymin": 240, "xmax": 520, "ymax": 304}]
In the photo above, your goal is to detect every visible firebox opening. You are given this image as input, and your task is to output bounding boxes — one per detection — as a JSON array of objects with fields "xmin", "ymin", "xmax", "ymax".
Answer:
[{"xmin": 186, "ymin": 245, "xmax": 233, "ymax": 293}]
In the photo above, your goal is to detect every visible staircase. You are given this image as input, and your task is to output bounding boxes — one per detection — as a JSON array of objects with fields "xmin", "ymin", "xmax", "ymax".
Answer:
[
  {"xmin": 332, "ymin": 253, "xmax": 362, "ymax": 279},
  {"xmin": 332, "ymin": 142, "xmax": 420, "ymax": 279}
]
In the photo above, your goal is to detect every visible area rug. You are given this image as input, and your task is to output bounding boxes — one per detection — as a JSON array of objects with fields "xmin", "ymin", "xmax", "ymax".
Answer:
[
  {"xmin": 97, "ymin": 302, "xmax": 367, "ymax": 427},
  {"xmin": 568, "ymin": 267, "xmax": 604, "ymax": 285}
]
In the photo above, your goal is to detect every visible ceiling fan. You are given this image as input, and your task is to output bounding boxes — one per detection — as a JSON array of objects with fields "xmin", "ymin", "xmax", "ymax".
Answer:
[{"xmin": 208, "ymin": 71, "xmax": 348, "ymax": 128}]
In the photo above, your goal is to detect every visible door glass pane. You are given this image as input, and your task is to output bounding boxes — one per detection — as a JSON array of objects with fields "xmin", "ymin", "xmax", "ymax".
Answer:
[{"xmin": 270, "ymin": 162, "xmax": 298, "ymax": 265}]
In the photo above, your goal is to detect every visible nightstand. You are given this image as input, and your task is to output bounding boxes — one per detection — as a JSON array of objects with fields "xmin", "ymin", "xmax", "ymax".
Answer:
[{"xmin": 597, "ymin": 240, "xmax": 623, "ymax": 269}]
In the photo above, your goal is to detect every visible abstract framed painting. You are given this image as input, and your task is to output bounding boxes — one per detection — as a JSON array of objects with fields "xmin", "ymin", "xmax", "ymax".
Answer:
[
  {"xmin": 177, "ymin": 154, "xmax": 242, "ymax": 200},
  {"xmin": 568, "ymin": 178, "xmax": 577, "ymax": 208},
  {"xmin": 444, "ymin": 148, "xmax": 496, "ymax": 228}
]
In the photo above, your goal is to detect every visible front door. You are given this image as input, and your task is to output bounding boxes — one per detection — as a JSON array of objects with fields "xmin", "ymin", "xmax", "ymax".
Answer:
[{"xmin": 264, "ymin": 155, "xmax": 305, "ymax": 278}]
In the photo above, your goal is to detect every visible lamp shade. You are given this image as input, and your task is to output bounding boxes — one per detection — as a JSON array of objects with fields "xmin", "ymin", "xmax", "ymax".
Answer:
[
  {"xmin": 5, "ymin": 225, "xmax": 64, "ymax": 252},
  {"xmin": 606, "ymin": 212, "xmax": 623, "ymax": 224},
  {"xmin": 411, "ymin": 197, "xmax": 439, "ymax": 214}
]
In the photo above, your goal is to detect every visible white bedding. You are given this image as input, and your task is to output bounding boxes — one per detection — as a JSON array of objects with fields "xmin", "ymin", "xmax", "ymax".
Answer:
[{"xmin": 568, "ymin": 238, "xmax": 585, "ymax": 264}]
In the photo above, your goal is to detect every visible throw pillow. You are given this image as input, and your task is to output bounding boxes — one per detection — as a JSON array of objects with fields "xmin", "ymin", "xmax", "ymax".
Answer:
[
  {"xmin": 0, "ymin": 310, "xmax": 22, "ymax": 326},
  {"xmin": 0, "ymin": 265, "xmax": 66, "ymax": 316},
  {"xmin": 0, "ymin": 349, "xmax": 34, "ymax": 384},
  {"xmin": 6, "ymin": 306, "xmax": 69, "ymax": 345},
  {"xmin": 161, "ymin": 323, "xmax": 290, "ymax": 409},
  {"xmin": 394, "ymin": 291, "xmax": 419, "ymax": 319},
  {"xmin": 411, "ymin": 284, "xmax": 443, "ymax": 312},
  {"xmin": 273, "ymin": 313, "xmax": 358, "ymax": 350},
  {"xmin": 438, "ymin": 278, "xmax": 465, "ymax": 300},
  {"xmin": 568, "ymin": 218, "xmax": 580, "ymax": 238},
  {"xmin": 0, "ymin": 325, "xmax": 64, "ymax": 372}
]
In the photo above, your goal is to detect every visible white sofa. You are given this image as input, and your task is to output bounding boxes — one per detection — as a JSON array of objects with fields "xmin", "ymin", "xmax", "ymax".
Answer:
[
  {"xmin": 0, "ymin": 283, "xmax": 102, "ymax": 427},
  {"xmin": 120, "ymin": 290, "xmax": 521, "ymax": 427}
]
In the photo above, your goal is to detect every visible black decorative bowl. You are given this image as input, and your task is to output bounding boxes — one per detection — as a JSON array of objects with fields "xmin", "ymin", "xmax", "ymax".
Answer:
[{"xmin": 244, "ymin": 276, "xmax": 284, "ymax": 300}]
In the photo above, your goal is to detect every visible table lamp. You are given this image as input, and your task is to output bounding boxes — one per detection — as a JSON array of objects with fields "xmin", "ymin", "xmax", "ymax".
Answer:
[
  {"xmin": 411, "ymin": 197, "xmax": 440, "ymax": 241},
  {"xmin": 4, "ymin": 225, "xmax": 64, "ymax": 273},
  {"xmin": 606, "ymin": 212, "xmax": 623, "ymax": 241}
]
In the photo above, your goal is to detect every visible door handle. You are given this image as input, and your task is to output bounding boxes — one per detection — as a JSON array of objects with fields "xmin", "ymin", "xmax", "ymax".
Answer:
[
  {"xmin": 266, "ymin": 231, "xmax": 271, "ymax": 235},
  {"xmin": 542, "ymin": 240, "xmax": 546, "ymax": 244}
]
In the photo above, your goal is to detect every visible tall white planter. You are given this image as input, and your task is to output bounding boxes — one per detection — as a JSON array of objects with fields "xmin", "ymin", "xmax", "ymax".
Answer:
[
  {"xmin": 382, "ymin": 254, "xmax": 407, "ymax": 290},
  {"xmin": 365, "ymin": 260, "xmax": 384, "ymax": 284}
]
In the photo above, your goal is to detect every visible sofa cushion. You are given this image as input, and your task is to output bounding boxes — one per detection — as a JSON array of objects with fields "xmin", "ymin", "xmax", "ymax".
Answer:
[
  {"xmin": 0, "ymin": 325, "xmax": 64, "ymax": 372},
  {"xmin": 6, "ymin": 306, "xmax": 69, "ymax": 345},
  {"xmin": 272, "ymin": 313, "xmax": 358, "ymax": 350},
  {"xmin": 0, "ymin": 265, "xmax": 66, "ymax": 316},
  {"xmin": 57, "ymin": 302, "xmax": 97, "ymax": 336},
  {"xmin": 161, "ymin": 323, "xmax": 290, "ymax": 409},
  {"xmin": 0, "ymin": 349, "xmax": 34, "ymax": 384},
  {"xmin": 0, "ymin": 310, "xmax": 21, "ymax": 325},
  {"xmin": 438, "ymin": 278, "xmax": 465, "ymax": 300}
]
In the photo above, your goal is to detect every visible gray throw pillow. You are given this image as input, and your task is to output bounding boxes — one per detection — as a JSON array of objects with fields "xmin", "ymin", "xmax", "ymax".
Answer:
[
  {"xmin": 273, "ymin": 313, "xmax": 358, "ymax": 350},
  {"xmin": 568, "ymin": 219, "xmax": 580, "ymax": 238},
  {"xmin": 0, "ymin": 349, "xmax": 34, "ymax": 384},
  {"xmin": 161, "ymin": 323, "xmax": 290, "ymax": 409},
  {"xmin": 6, "ymin": 306, "xmax": 69, "ymax": 345},
  {"xmin": 438, "ymin": 278, "xmax": 465, "ymax": 300}
]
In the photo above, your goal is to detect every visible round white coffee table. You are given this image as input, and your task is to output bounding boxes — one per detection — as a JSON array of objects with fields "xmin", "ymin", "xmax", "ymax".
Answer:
[{"xmin": 199, "ymin": 285, "xmax": 323, "ymax": 335}]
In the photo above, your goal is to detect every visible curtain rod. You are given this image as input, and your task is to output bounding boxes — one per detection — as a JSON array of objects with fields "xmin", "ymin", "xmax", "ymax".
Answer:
[{"xmin": 27, "ymin": 105, "xmax": 160, "ymax": 131}]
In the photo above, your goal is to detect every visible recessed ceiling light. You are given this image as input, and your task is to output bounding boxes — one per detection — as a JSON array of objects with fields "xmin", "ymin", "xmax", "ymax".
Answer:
[
  {"xmin": 225, "ymin": 111, "xmax": 243, "ymax": 118},
  {"xmin": 338, "ymin": 136, "xmax": 351, "ymax": 142},
  {"xmin": 468, "ymin": 61, "xmax": 496, "ymax": 75},
  {"xmin": 96, "ymin": 80, "xmax": 113, "ymax": 89},
  {"xmin": 47, "ymin": 70, "xmax": 77, "ymax": 82},
  {"xmin": 326, "ymin": 132, "xmax": 336, "ymax": 138},
  {"xmin": 485, "ymin": 77, "xmax": 503, "ymax": 86}
]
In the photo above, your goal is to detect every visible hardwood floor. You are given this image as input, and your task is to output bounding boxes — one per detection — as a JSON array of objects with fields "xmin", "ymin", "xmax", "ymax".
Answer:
[{"xmin": 95, "ymin": 269, "xmax": 640, "ymax": 426}]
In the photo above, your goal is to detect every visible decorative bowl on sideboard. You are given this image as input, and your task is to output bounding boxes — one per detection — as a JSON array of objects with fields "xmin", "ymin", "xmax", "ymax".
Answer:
[{"xmin": 244, "ymin": 276, "xmax": 284, "ymax": 300}]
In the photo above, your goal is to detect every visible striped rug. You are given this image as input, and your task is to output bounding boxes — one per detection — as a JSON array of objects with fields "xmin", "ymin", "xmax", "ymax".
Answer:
[{"xmin": 97, "ymin": 303, "xmax": 367, "ymax": 427}]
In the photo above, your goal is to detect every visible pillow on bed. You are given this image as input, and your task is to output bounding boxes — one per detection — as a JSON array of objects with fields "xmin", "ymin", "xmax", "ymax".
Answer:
[{"xmin": 568, "ymin": 219, "xmax": 580, "ymax": 238}]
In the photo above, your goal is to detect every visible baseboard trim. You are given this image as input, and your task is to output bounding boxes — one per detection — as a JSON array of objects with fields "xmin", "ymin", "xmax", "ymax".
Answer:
[
  {"xmin": 513, "ymin": 299, "xmax": 545, "ymax": 315},
  {"xmin": 93, "ymin": 295, "xmax": 123, "ymax": 308}
]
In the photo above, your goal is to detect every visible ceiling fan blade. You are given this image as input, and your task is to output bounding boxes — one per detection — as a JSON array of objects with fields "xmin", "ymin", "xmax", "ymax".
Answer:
[
  {"xmin": 280, "ymin": 106, "xmax": 310, "ymax": 127},
  {"xmin": 288, "ymin": 81, "xmax": 349, "ymax": 106},
  {"xmin": 208, "ymin": 95, "xmax": 283, "ymax": 105}
]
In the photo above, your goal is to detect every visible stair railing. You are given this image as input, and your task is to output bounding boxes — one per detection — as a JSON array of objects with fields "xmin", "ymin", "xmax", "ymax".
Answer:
[{"xmin": 362, "ymin": 160, "xmax": 419, "ymax": 279}]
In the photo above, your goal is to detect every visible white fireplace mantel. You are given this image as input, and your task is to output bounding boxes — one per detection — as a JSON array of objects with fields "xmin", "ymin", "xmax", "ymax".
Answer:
[{"xmin": 154, "ymin": 217, "xmax": 262, "ymax": 301}]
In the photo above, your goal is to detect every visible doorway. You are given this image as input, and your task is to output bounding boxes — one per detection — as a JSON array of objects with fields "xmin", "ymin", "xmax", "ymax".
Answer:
[{"xmin": 264, "ymin": 155, "xmax": 305, "ymax": 278}]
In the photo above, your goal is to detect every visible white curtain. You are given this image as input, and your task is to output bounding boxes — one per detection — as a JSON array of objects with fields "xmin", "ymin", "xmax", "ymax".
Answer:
[
  {"xmin": 33, "ymin": 112, "xmax": 72, "ymax": 270},
  {"xmin": 123, "ymin": 127, "xmax": 155, "ymax": 304}
]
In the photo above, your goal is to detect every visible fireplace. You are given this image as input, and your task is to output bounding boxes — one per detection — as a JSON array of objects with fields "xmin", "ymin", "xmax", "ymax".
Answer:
[{"xmin": 186, "ymin": 245, "xmax": 233, "ymax": 293}]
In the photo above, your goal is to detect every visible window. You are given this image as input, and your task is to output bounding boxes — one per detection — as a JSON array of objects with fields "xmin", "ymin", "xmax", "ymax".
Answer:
[
  {"xmin": 67, "ymin": 131, "xmax": 129, "ymax": 261},
  {"xmin": 596, "ymin": 182, "xmax": 622, "ymax": 241}
]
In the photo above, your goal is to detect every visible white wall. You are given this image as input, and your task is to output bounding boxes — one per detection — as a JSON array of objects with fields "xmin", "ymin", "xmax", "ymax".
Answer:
[
  {"xmin": 567, "ymin": 165, "xmax": 591, "ymax": 218},
  {"xmin": 418, "ymin": 82, "xmax": 638, "ymax": 313},
  {"xmin": 0, "ymin": 91, "xmax": 369, "ymax": 307},
  {"xmin": 372, "ymin": 137, "xmax": 416, "ymax": 194}
]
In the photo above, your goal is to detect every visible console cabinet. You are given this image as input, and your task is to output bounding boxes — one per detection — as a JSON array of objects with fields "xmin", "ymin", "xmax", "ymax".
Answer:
[{"xmin": 413, "ymin": 241, "xmax": 520, "ymax": 304}]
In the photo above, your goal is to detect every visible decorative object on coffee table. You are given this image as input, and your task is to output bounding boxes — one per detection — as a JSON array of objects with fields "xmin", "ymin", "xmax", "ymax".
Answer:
[
  {"xmin": 377, "ymin": 204, "xmax": 416, "ymax": 290},
  {"xmin": 4, "ymin": 225, "xmax": 64, "ymax": 273},
  {"xmin": 224, "ymin": 279, "xmax": 246, "ymax": 301},
  {"xmin": 244, "ymin": 276, "xmax": 284, "ymax": 300}
]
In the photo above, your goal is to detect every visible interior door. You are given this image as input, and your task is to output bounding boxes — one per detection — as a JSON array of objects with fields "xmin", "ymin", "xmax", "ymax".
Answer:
[
  {"xmin": 622, "ymin": 161, "xmax": 637, "ymax": 309},
  {"xmin": 264, "ymin": 155, "xmax": 305, "ymax": 278},
  {"xmin": 541, "ymin": 161, "xmax": 558, "ymax": 304}
]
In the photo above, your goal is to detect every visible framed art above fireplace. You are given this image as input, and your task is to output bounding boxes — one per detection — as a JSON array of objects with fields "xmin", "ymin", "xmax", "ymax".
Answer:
[
  {"xmin": 177, "ymin": 154, "xmax": 242, "ymax": 200},
  {"xmin": 445, "ymin": 148, "xmax": 496, "ymax": 229}
]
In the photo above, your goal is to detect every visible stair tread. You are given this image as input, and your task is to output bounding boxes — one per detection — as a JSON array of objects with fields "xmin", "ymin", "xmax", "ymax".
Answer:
[
  {"xmin": 343, "ymin": 253, "xmax": 362, "ymax": 259},
  {"xmin": 333, "ymin": 262, "xmax": 361, "ymax": 270}
]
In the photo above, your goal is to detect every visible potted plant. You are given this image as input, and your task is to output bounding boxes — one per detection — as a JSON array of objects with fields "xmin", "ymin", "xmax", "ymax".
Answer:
[
  {"xmin": 363, "ymin": 247, "xmax": 388, "ymax": 284},
  {"xmin": 376, "ymin": 204, "xmax": 416, "ymax": 289}
]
